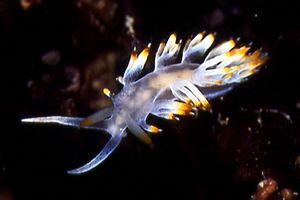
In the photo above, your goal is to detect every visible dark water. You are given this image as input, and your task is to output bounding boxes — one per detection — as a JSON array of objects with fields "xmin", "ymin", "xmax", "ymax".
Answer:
[{"xmin": 0, "ymin": 0, "xmax": 299, "ymax": 199}]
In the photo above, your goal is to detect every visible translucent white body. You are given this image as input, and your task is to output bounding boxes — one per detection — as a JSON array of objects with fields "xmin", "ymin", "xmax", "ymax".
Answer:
[{"xmin": 22, "ymin": 33, "xmax": 267, "ymax": 174}]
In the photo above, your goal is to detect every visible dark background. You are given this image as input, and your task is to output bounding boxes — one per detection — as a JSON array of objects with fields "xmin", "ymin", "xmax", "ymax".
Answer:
[{"xmin": 0, "ymin": 0, "xmax": 299, "ymax": 199}]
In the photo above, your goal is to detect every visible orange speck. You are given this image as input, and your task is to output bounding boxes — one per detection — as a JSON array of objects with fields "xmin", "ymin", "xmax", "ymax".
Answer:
[
  {"xmin": 207, "ymin": 34, "xmax": 215, "ymax": 42},
  {"xmin": 226, "ymin": 46, "xmax": 249, "ymax": 57},
  {"xmin": 222, "ymin": 68, "xmax": 232, "ymax": 73},
  {"xmin": 236, "ymin": 46, "xmax": 249, "ymax": 56},
  {"xmin": 103, "ymin": 88, "xmax": 111, "ymax": 97},
  {"xmin": 80, "ymin": 118, "xmax": 93, "ymax": 128},
  {"xmin": 213, "ymin": 80, "xmax": 223, "ymax": 85},
  {"xmin": 228, "ymin": 39, "xmax": 236, "ymax": 47},
  {"xmin": 149, "ymin": 125, "xmax": 161, "ymax": 134},
  {"xmin": 130, "ymin": 52, "xmax": 138, "ymax": 61},
  {"xmin": 193, "ymin": 100, "xmax": 201, "ymax": 107},
  {"xmin": 167, "ymin": 113, "xmax": 176, "ymax": 120},
  {"xmin": 139, "ymin": 47, "xmax": 150, "ymax": 59},
  {"xmin": 175, "ymin": 102, "xmax": 192, "ymax": 114},
  {"xmin": 201, "ymin": 99, "xmax": 211, "ymax": 110},
  {"xmin": 169, "ymin": 33, "xmax": 177, "ymax": 42}
]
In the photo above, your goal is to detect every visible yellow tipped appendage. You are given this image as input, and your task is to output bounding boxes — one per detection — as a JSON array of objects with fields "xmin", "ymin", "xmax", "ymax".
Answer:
[
  {"xmin": 127, "ymin": 51, "xmax": 138, "ymax": 69},
  {"xmin": 103, "ymin": 88, "xmax": 111, "ymax": 98},
  {"xmin": 148, "ymin": 125, "xmax": 162, "ymax": 134},
  {"xmin": 138, "ymin": 47, "xmax": 150, "ymax": 65},
  {"xmin": 197, "ymin": 94, "xmax": 211, "ymax": 110},
  {"xmin": 206, "ymin": 34, "xmax": 215, "ymax": 43},
  {"xmin": 172, "ymin": 102, "xmax": 193, "ymax": 116},
  {"xmin": 168, "ymin": 33, "xmax": 177, "ymax": 44},
  {"xmin": 189, "ymin": 33, "xmax": 204, "ymax": 47},
  {"xmin": 226, "ymin": 39, "xmax": 236, "ymax": 49}
]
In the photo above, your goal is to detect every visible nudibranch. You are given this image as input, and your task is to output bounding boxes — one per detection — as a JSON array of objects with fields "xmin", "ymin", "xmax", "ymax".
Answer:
[{"xmin": 22, "ymin": 32, "xmax": 268, "ymax": 174}]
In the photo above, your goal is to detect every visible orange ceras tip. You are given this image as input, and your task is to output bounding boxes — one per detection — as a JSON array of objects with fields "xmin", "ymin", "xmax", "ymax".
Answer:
[
  {"xmin": 149, "ymin": 125, "xmax": 161, "ymax": 134},
  {"xmin": 227, "ymin": 39, "xmax": 236, "ymax": 47},
  {"xmin": 137, "ymin": 47, "xmax": 150, "ymax": 64},
  {"xmin": 237, "ymin": 46, "xmax": 250, "ymax": 57},
  {"xmin": 189, "ymin": 33, "xmax": 204, "ymax": 47},
  {"xmin": 167, "ymin": 113, "xmax": 178, "ymax": 120},
  {"xmin": 140, "ymin": 47, "xmax": 150, "ymax": 57},
  {"xmin": 174, "ymin": 102, "xmax": 193, "ymax": 115},
  {"xmin": 169, "ymin": 33, "xmax": 177, "ymax": 42},
  {"xmin": 226, "ymin": 46, "xmax": 248, "ymax": 57},
  {"xmin": 193, "ymin": 100, "xmax": 202, "ymax": 107},
  {"xmin": 213, "ymin": 80, "xmax": 223, "ymax": 85},
  {"xmin": 249, "ymin": 52, "xmax": 267, "ymax": 67},
  {"xmin": 79, "ymin": 118, "xmax": 93, "ymax": 128},
  {"xmin": 103, "ymin": 88, "xmax": 111, "ymax": 97},
  {"xmin": 127, "ymin": 51, "xmax": 138, "ymax": 69},
  {"xmin": 223, "ymin": 73, "xmax": 234, "ymax": 80},
  {"xmin": 207, "ymin": 33, "xmax": 215, "ymax": 42},
  {"xmin": 130, "ymin": 51, "xmax": 138, "ymax": 62},
  {"xmin": 199, "ymin": 96, "xmax": 211, "ymax": 110},
  {"xmin": 194, "ymin": 32, "xmax": 204, "ymax": 42},
  {"xmin": 222, "ymin": 67, "xmax": 232, "ymax": 73}
]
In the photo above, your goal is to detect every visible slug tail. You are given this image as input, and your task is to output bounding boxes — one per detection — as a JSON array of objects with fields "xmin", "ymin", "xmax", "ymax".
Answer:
[
  {"xmin": 22, "ymin": 107, "xmax": 126, "ymax": 174},
  {"xmin": 21, "ymin": 116, "xmax": 84, "ymax": 128},
  {"xmin": 67, "ymin": 128, "xmax": 126, "ymax": 174}
]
